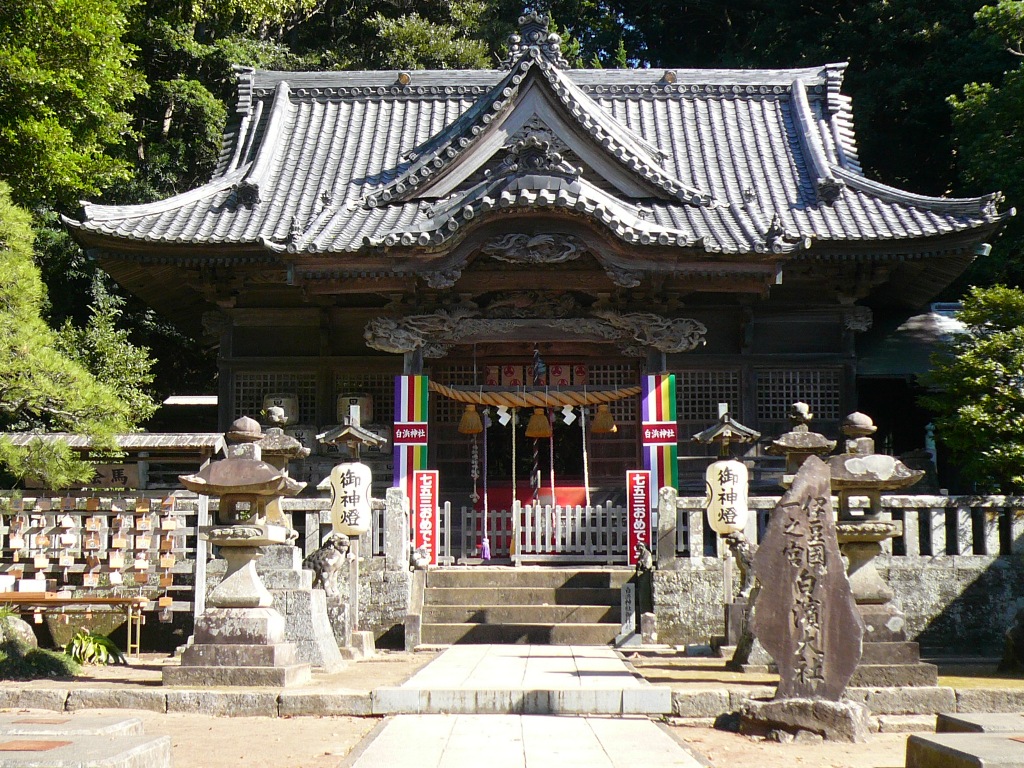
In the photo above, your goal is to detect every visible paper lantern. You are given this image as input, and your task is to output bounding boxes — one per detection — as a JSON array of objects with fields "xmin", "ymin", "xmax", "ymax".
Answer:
[
  {"xmin": 329, "ymin": 462, "xmax": 373, "ymax": 535},
  {"xmin": 705, "ymin": 459, "xmax": 749, "ymax": 535}
]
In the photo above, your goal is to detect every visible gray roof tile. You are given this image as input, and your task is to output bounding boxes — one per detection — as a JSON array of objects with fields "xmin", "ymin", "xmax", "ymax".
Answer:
[{"xmin": 70, "ymin": 56, "xmax": 1007, "ymax": 264}]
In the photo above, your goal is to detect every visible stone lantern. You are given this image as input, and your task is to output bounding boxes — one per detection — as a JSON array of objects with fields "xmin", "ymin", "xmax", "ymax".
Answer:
[
  {"xmin": 827, "ymin": 412, "xmax": 936, "ymax": 687},
  {"xmin": 163, "ymin": 416, "xmax": 312, "ymax": 687},
  {"xmin": 765, "ymin": 402, "xmax": 836, "ymax": 486}
]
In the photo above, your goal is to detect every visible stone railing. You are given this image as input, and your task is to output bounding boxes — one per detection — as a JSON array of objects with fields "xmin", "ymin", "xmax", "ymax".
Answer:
[{"xmin": 658, "ymin": 490, "xmax": 1024, "ymax": 564}]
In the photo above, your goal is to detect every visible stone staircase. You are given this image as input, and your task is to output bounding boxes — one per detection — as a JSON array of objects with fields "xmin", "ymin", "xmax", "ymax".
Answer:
[{"xmin": 419, "ymin": 568, "xmax": 630, "ymax": 645}]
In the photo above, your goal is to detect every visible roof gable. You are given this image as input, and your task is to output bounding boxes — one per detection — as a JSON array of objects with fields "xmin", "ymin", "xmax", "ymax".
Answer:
[{"xmin": 364, "ymin": 51, "xmax": 712, "ymax": 210}]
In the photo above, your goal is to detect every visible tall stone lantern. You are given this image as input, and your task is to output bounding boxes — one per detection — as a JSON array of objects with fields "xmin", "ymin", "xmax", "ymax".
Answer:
[
  {"xmin": 163, "ymin": 416, "xmax": 312, "ymax": 687},
  {"xmin": 827, "ymin": 412, "xmax": 936, "ymax": 687}
]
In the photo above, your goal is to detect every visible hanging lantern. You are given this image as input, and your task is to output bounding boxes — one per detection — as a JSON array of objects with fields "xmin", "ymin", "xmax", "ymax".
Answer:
[
  {"xmin": 705, "ymin": 459, "xmax": 749, "ymax": 535},
  {"xmin": 458, "ymin": 404, "xmax": 484, "ymax": 434},
  {"xmin": 525, "ymin": 407, "xmax": 552, "ymax": 438},
  {"xmin": 591, "ymin": 404, "xmax": 617, "ymax": 434}
]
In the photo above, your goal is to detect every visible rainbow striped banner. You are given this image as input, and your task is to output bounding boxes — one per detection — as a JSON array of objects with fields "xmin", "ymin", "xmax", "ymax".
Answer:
[
  {"xmin": 394, "ymin": 375, "xmax": 429, "ymax": 504},
  {"xmin": 641, "ymin": 373, "xmax": 678, "ymax": 499}
]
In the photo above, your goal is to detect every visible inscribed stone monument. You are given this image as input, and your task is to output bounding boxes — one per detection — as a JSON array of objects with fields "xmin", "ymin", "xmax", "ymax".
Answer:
[{"xmin": 751, "ymin": 455, "xmax": 863, "ymax": 701}]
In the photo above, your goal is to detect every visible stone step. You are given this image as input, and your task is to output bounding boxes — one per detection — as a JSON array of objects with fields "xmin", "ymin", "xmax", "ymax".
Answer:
[
  {"xmin": 163, "ymin": 662, "xmax": 312, "ymax": 687},
  {"xmin": 861, "ymin": 641, "xmax": 923, "ymax": 665},
  {"xmin": 426, "ymin": 568, "xmax": 632, "ymax": 590},
  {"xmin": 424, "ymin": 587, "xmax": 620, "ymax": 607},
  {"xmin": 179, "ymin": 642, "xmax": 297, "ymax": 667},
  {"xmin": 420, "ymin": 622, "xmax": 620, "ymax": 645},
  {"xmin": 937, "ymin": 713, "xmax": 1024, "ymax": 733},
  {"xmin": 848, "ymin": 662, "xmax": 938, "ymax": 688},
  {"xmin": 0, "ymin": 713, "xmax": 144, "ymax": 737},
  {"xmin": 906, "ymin": 733, "xmax": 1024, "ymax": 768},
  {"xmin": 423, "ymin": 605, "xmax": 619, "ymax": 625},
  {"xmin": 0, "ymin": 734, "xmax": 172, "ymax": 768}
]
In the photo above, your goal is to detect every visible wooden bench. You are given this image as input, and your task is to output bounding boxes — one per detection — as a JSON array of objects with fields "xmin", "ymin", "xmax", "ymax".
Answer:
[{"xmin": 0, "ymin": 592, "xmax": 148, "ymax": 657}]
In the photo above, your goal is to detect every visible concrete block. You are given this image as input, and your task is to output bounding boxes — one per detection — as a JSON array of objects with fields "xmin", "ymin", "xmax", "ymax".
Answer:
[
  {"xmin": 907, "ymin": 733, "xmax": 1024, "ymax": 768},
  {"xmin": 849, "ymin": 663, "xmax": 938, "ymax": 687},
  {"xmin": 957, "ymin": 689, "xmax": 1024, "ymax": 713},
  {"xmin": 846, "ymin": 686, "xmax": 956, "ymax": 715},
  {"xmin": 938, "ymin": 713, "xmax": 1024, "ymax": 733},
  {"xmin": 179, "ymin": 642, "xmax": 297, "ymax": 667},
  {"xmin": 0, "ymin": 713, "xmax": 145, "ymax": 736},
  {"xmin": 520, "ymin": 690, "xmax": 554, "ymax": 715},
  {"xmin": 0, "ymin": 734, "xmax": 171, "ymax": 768},
  {"xmin": 728, "ymin": 688, "xmax": 771, "ymax": 709},
  {"xmin": 193, "ymin": 608, "xmax": 286, "ymax": 645},
  {"xmin": 874, "ymin": 715, "xmax": 938, "ymax": 734},
  {"xmin": 162, "ymin": 663, "xmax": 310, "ymax": 688},
  {"xmin": 622, "ymin": 686, "xmax": 672, "ymax": 714},
  {"xmin": 470, "ymin": 689, "xmax": 518, "ymax": 714},
  {"xmin": 164, "ymin": 690, "xmax": 280, "ymax": 717},
  {"xmin": 551, "ymin": 689, "xmax": 622, "ymax": 714},
  {"xmin": 370, "ymin": 687, "xmax": 420, "ymax": 715},
  {"xmin": 417, "ymin": 690, "xmax": 479, "ymax": 715},
  {"xmin": 65, "ymin": 689, "xmax": 167, "ymax": 713},
  {"xmin": 672, "ymin": 689, "xmax": 730, "ymax": 718},
  {"xmin": 277, "ymin": 692, "xmax": 372, "ymax": 717},
  {"xmin": 0, "ymin": 689, "xmax": 68, "ymax": 711}
]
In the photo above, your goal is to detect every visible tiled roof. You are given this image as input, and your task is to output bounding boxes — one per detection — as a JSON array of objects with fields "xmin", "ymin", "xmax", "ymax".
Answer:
[{"xmin": 67, "ymin": 51, "xmax": 1008, "ymax": 264}]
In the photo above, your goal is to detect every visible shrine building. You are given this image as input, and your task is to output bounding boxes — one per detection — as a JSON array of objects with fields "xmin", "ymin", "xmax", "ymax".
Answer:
[{"xmin": 66, "ymin": 13, "xmax": 1009, "ymax": 507}]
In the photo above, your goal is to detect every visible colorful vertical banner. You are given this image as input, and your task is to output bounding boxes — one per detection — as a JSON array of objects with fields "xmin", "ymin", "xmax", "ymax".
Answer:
[
  {"xmin": 641, "ymin": 373, "xmax": 678, "ymax": 498},
  {"xmin": 394, "ymin": 375, "xmax": 429, "ymax": 507},
  {"xmin": 627, "ymin": 470, "xmax": 652, "ymax": 566},
  {"xmin": 412, "ymin": 470, "xmax": 439, "ymax": 566}
]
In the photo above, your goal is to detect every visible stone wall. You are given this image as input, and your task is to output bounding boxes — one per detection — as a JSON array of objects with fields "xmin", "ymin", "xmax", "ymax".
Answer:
[
  {"xmin": 651, "ymin": 554, "xmax": 1024, "ymax": 655},
  {"xmin": 339, "ymin": 557, "xmax": 412, "ymax": 648}
]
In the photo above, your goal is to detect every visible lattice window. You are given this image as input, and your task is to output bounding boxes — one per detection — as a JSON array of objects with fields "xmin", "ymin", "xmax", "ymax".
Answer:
[
  {"xmin": 333, "ymin": 372, "xmax": 395, "ymax": 425},
  {"xmin": 429, "ymin": 366, "xmax": 478, "ymax": 423},
  {"xmin": 756, "ymin": 369, "xmax": 841, "ymax": 421},
  {"xmin": 676, "ymin": 370, "xmax": 741, "ymax": 423},
  {"xmin": 587, "ymin": 364, "xmax": 638, "ymax": 422},
  {"xmin": 234, "ymin": 372, "xmax": 318, "ymax": 423}
]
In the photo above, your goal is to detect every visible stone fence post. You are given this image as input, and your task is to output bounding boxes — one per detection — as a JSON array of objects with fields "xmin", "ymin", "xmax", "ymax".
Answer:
[
  {"xmin": 657, "ymin": 486, "xmax": 677, "ymax": 570},
  {"xmin": 384, "ymin": 487, "xmax": 410, "ymax": 571}
]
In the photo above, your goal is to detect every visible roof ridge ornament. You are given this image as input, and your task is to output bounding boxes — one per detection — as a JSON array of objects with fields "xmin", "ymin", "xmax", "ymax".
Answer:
[{"xmin": 502, "ymin": 10, "xmax": 569, "ymax": 69}]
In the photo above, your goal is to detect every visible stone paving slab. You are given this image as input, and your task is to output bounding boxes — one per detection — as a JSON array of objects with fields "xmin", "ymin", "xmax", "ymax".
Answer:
[
  {"xmin": 0, "ymin": 734, "xmax": 171, "ymax": 768},
  {"xmin": 344, "ymin": 715, "xmax": 704, "ymax": 768},
  {"xmin": 0, "ymin": 713, "xmax": 143, "ymax": 737},
  {"xmin": 938, "ymin": 713, "xmax": 1024, "ymax": 733},
  {"xmin": 401, "ymin": 645, "xmax": 644, "ymax": 690},
  {"xmin": 906, "ymin": 733, "xmax": 1024, "ymax": 768}
]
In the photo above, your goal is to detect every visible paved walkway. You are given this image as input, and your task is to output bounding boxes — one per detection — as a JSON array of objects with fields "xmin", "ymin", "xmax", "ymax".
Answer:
[
  {"xmin": 349, "ymin": 646, "xmax": 701, "ymax": 767},
  {"xmin": 400, "ymin": 645, "xmax": 645, "ymax": 690}
]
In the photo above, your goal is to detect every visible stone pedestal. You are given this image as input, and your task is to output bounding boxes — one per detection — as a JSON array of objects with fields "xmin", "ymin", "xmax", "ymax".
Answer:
[
  {"xmin": 838, "ymin": 521, "xmax": 938, "ymax": 687},
  {"xmin": 207, "ymin": 544, "xmax": 344, "ymax": 670},
  {"xmin": 163, "ymin": 607, "xmax": 311, "ymax": 687}
]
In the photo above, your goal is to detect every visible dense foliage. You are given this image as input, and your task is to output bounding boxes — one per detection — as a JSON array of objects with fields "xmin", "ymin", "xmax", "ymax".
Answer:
[
  {"xmin": 0, "ymin": 183, "xmax": 156, "ymax": 487},
  {"xmin": 922, "ymin": 285, "xmax": 1024, "ymax": 492},
  {"xmin": 3, "ymin": 0, "xmax": 1024, "ymax": 487}
]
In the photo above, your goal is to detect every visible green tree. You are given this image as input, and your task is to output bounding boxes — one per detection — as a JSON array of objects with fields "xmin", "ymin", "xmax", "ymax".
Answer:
[
  {"xmin": 922, "ymin": 285, "xmax": 1024, "ymax": 492},
  {"xmin": 0, "ymin": 183, "xmax": 152, "ymax": 489},
  {"xmin": 0, "ymin": 0, "xmax": 146, "ymax": 209},
  {"xmin": 950, "ymin": 1, "xmax": 1024, "ymax": 285}
]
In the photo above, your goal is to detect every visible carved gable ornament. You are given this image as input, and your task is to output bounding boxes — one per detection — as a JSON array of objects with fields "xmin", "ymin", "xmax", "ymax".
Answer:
[
  {"xmin": 481, "ymin": 234, "xmax": 585, "ymax": 265},
  {"xmin": 364, "ymin": 308, "xmax": 707, "ymax": 358}
]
